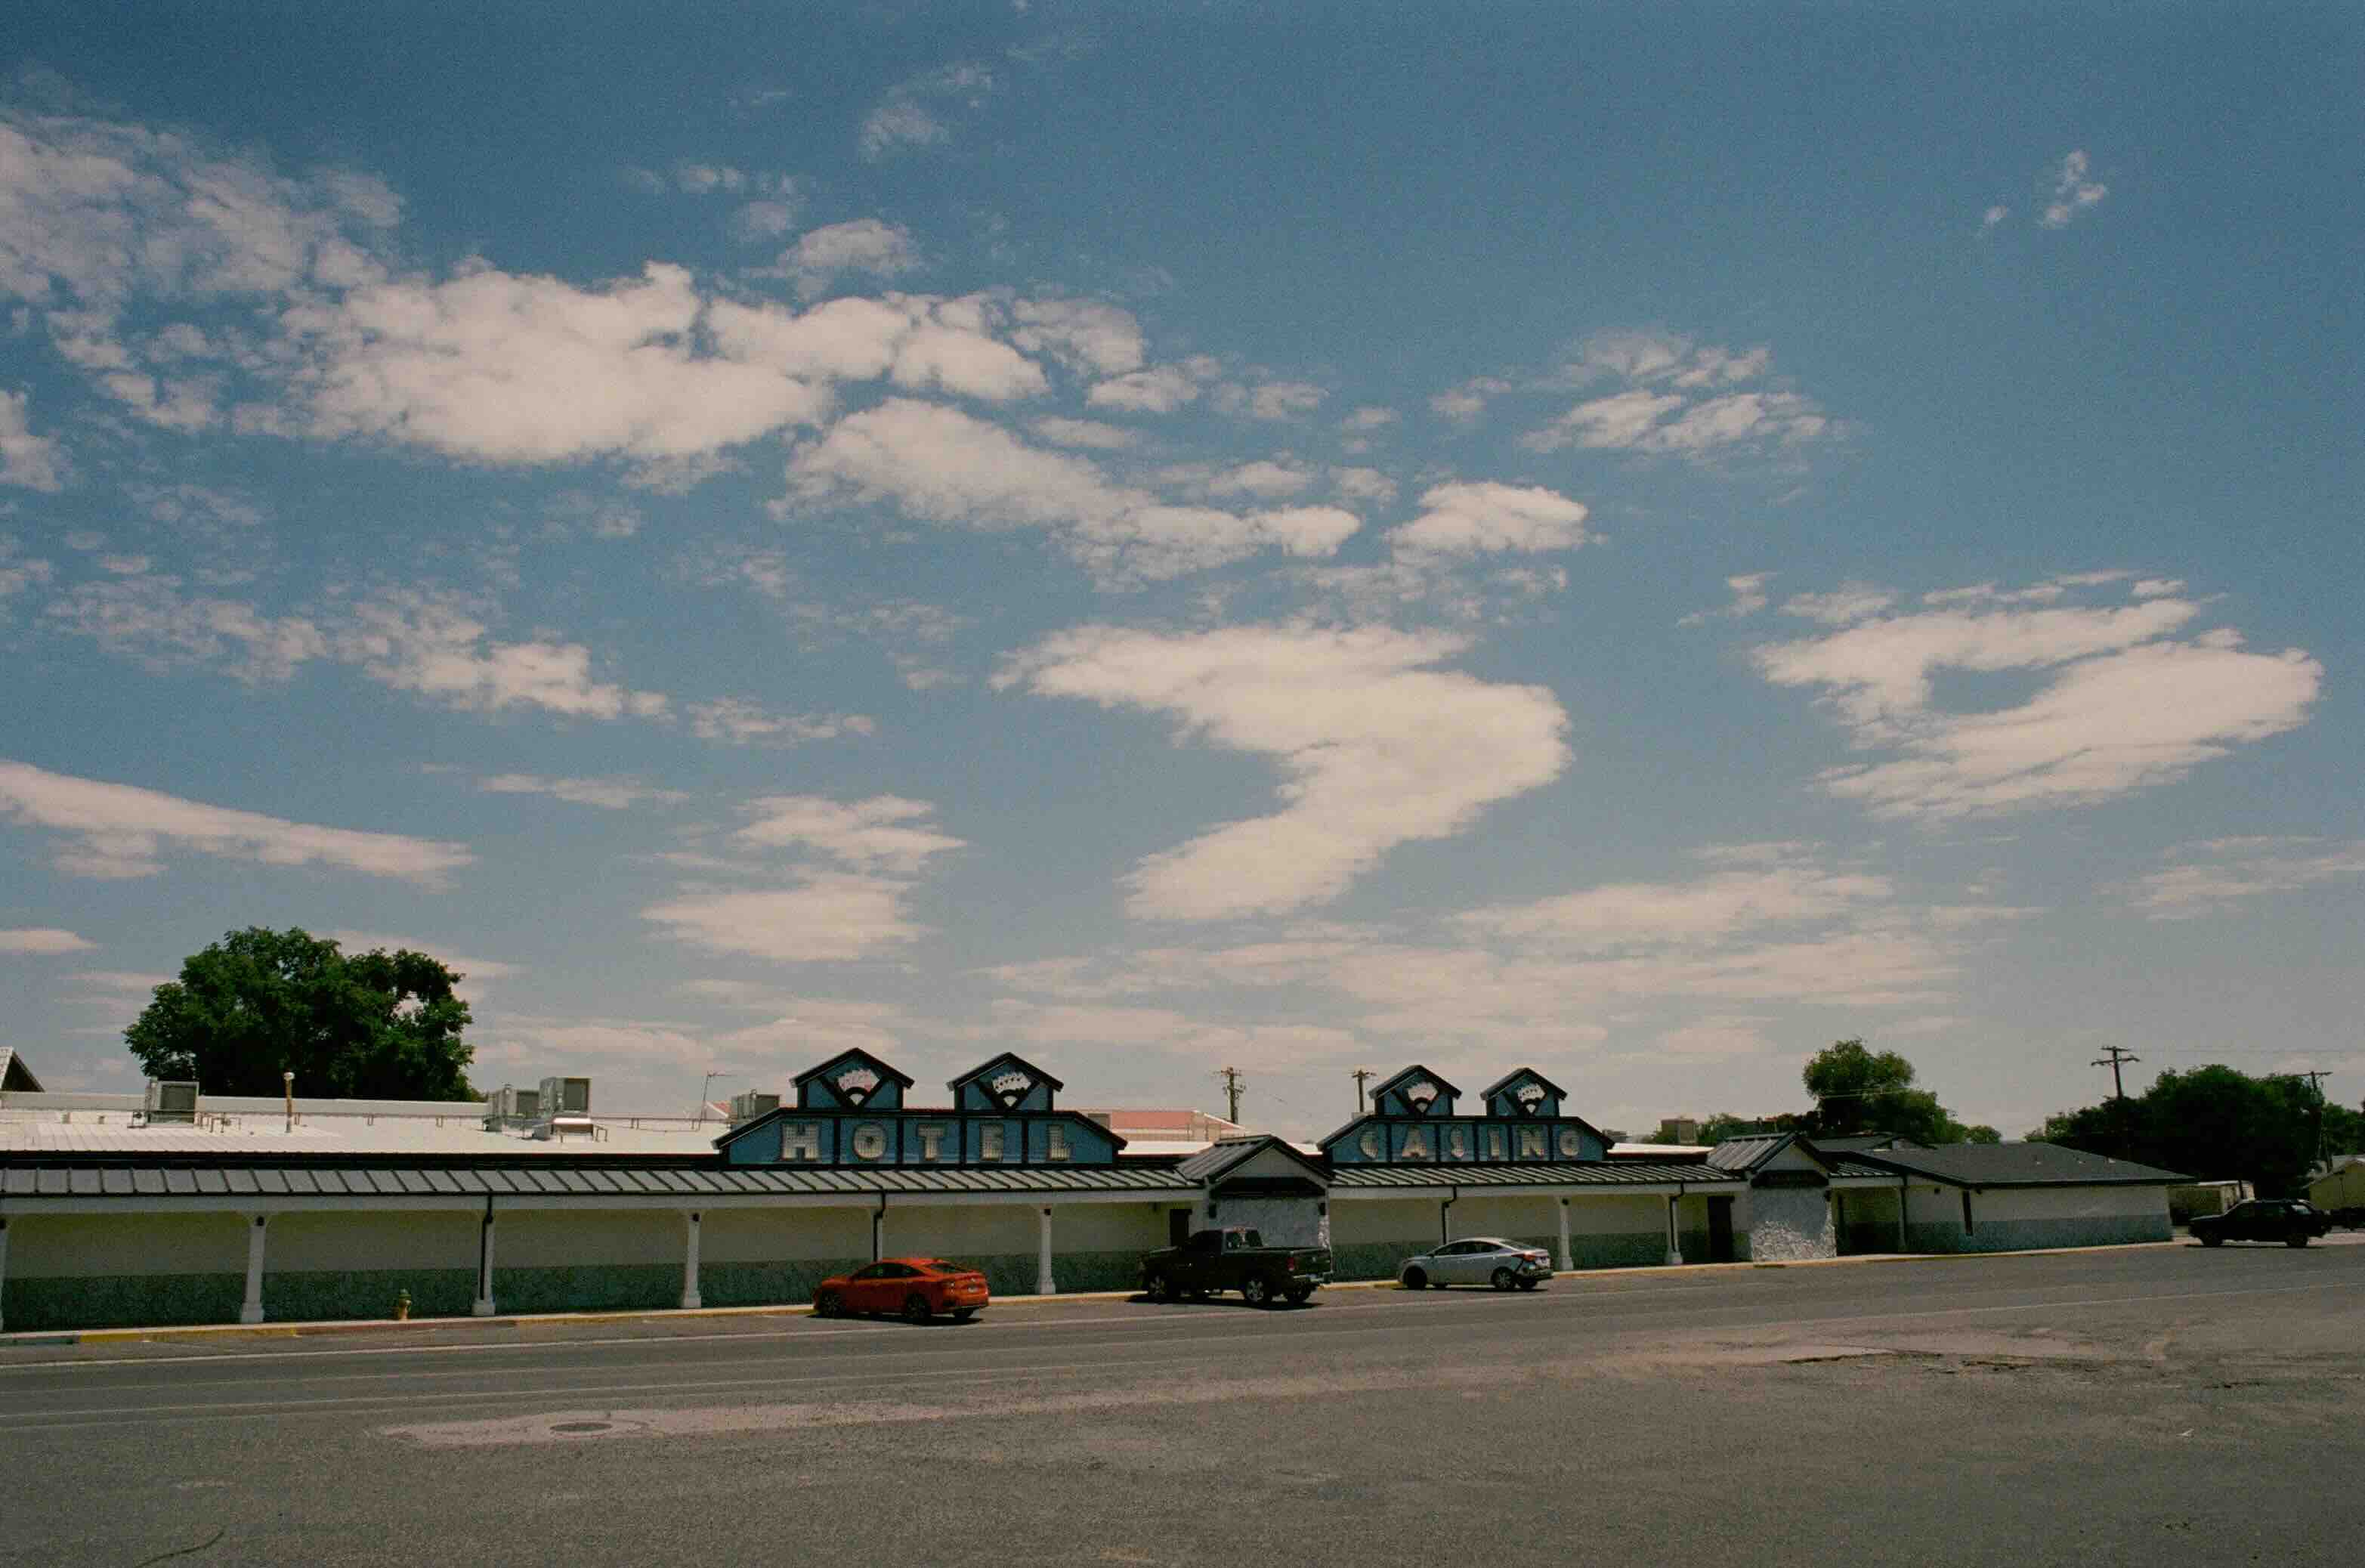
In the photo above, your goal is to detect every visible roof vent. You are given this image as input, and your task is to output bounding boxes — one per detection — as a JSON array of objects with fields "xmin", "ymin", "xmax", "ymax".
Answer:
[
  {"xmin": 728, "ymin": 1090, "xmax": 781, "ymax": 1124},
  {"xmin": 539, "ymin": 1075, "xmax": 591, "ymax": 1115},
  {"xmin": 147, "ymin": 1081, "xmax": 201, "ymax": 1124}
]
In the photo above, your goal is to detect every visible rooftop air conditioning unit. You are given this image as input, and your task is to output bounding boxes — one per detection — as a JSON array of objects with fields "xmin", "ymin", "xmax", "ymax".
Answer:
[
  {"xmin": 539, "ymin": 1076, "xmax": 591, "ymax": 1115},
  {"xmin": 147, "ymin": 1081, "xmax": 201, "ymax": 1124},
  {"xmin": 728, "ymin": 1090, "xmax": 781, "ymax": 1124}
]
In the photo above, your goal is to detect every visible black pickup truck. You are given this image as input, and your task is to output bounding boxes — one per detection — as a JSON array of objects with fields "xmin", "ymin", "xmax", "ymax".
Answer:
[
  {"xmin": 2189, "ymin": 1198, "xmax": 2334, "ymax": 1248},
  {"xmin": 1141, "ymin": 1227, "xmax": 1332, "ymax": 1307}
]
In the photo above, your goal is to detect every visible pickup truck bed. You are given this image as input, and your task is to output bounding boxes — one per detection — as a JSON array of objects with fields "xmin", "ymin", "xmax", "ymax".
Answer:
[{"xmin": 1141, "ymin": 1227, "xmax": 1332, "ymax": 1307}]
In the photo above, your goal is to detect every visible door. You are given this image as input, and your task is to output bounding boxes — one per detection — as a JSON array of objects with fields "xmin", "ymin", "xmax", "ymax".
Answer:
[
  {"xmin": 843, "ymin": 1262, "xmax": 892, "ymax": 1311},
  {"xmin": 1706, "ymin": 1198, "xmax": 1736, "ymax": 1263},
  {"xmin": 1436, "ymin": 1240, "xmax": 1484, "ymax": 1285}
]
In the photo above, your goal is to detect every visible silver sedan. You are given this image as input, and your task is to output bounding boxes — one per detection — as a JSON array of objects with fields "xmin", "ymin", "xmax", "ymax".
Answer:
[{"xmin": 1398, "ymin": 1237, "xmax": 1554, "ymax": 1291}]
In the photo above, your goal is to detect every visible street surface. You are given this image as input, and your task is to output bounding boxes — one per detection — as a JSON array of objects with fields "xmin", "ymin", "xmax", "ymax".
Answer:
[{"xmin": 5, "ymin": 1240, "xmax": 2362, "ymax": 1566}]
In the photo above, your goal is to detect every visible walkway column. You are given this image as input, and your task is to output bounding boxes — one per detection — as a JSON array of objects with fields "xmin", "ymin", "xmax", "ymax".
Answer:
[
  {"xmin": 1555, "ymin": 1198, "xmax": 1574, "ymax": 1273},
  {"xmin": 1664, "ymin": 1194, "xmax": 1683, "ymax": 1266},
  {"xmin": 240, "ymin": 1214, "xmax": 270, "ymax": 1324},
  {"xmin": 1036, "ymin": 1207, "xmax": 1056, "ymax": 1295},
  {"xmin": 1897, "ymin": 1178, "xmax": 1909, "ymax": 1251},
  {"xmin": 679, "ymin": 1211, "xmax": 703, "ymax": 1310},
  {"xmin": 0, "ymin": 1217, "xmax": 11, "ymax": 1334},
  {"xmin": 471, "ymin": 1205, "xmax": 497, "ymax": 1317}
]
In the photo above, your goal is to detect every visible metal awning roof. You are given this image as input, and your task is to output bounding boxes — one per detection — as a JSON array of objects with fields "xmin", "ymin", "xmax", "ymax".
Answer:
[{"xmin": 0, "ymin": 1159, "xmax": 1198, "ymax": 1205}]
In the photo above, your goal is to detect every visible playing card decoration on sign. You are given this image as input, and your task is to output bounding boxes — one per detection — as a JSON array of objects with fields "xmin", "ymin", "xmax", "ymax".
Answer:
[{"xmin": 834, "ymin": 1067, "xmax": 881, "ymax": 1106}]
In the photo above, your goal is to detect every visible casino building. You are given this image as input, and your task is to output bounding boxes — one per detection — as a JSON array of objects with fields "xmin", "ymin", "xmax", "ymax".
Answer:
[{"xmin": 0, "ymin": 1048, "xmax": 2184, "ymax": 1334}]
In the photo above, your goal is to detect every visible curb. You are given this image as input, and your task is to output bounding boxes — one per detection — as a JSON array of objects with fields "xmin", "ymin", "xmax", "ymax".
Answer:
[{"xmin": 0, "ymin": 1239, "xmax": 2186, "ymax": 1348}]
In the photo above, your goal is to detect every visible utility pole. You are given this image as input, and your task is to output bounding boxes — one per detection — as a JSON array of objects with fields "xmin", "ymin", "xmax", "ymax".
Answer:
[
  {"xmin": 2298, "ymin": 1069, "xmax": 2333, "ymax": 1166},
  {"xmin": 2091, "ymin": 1046, "xmax": 2140, "ymax": 1103},
  {"xmin": 1351, "ymin": 1068, "xmax": 1374, "ymax": 1115},
  {"xmin": 2092, "ymin": 1047, "xmax": 2140, "ymax": 1159},
  {"xmin": 1216, "ymin": 1066, "xmax": 1244, "ymax": 1125}
]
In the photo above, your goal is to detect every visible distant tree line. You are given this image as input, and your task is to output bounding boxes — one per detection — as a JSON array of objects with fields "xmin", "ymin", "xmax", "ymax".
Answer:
[{"xmin": 2029, "ymin": 1064, "xmax": 2360, "ymax": 1197}]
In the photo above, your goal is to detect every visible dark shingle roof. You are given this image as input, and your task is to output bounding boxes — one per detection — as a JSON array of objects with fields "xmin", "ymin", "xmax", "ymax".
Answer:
[
  {"xmin": 1848, "ymin": 1142, "xmax": 2188, "ymax": 1188},
  {"xmin": 1329, "ymin": 1160, "xmax": 1742, "ymax": 1190}
]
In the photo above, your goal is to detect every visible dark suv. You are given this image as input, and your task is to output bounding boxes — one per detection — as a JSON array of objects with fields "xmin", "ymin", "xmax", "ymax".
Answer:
[{"xmin": 2189, "ymin": 1198, "xmax": 2333, "ymax": 1248}]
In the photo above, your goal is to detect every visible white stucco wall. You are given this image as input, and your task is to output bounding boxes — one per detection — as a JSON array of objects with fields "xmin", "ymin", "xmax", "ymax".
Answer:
[{"xmin": 6, "ymin": 1212, "xmax": 247, "ymax": 1277}]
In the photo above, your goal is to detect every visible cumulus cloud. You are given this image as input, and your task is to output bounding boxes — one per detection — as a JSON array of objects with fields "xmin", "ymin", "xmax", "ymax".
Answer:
[
  {"xmin": 2122, "ymin": 838, "xmax": 2365, "ymax": 920},
  {"xmin": 1458, "ymin": 846, "xmax": 1891, "ymax": 951},
  {"xmin": 1756, "ymin": 578, "xmax": 2322, "ymax": 819},
  {"xmin": 1087, "ymin": 363, "xmax": 1205, "ymax": 414},
  {"xmin": 1680, "ymin": 572, "xmax": 1772, "ymax": 625},
  {"xmin": 45, "ymin": 572, "xmax": 328, "ymax": 682},
  {"xmin": 1216, "ymin": 380, "xmax": 1327, "ymax": 422},
  {"xmin": 1388, "ymin": 481, "xmax": 1590, "ymax": 560},
  {"xmin": 774, "ymin": 219, "xmax": 921, "ymax": 298},
  {"xmin": 0, "ymin": 758, "xmax": 471, "ymax": 883},
  {"xmin": 2040, "ymin": 150, "xmax": 2108, "ymax": 228},
  {"xmin": 1522, "ymin": 333, "xmax": 1829, "ymax": 461},
  {"xmin": 1007, "ymin": 298, "xmax": 1144, "ymax": 377},
  {"xmin": 290, "ymin": 261, "xmax": 829, "ymax": 462},
  {"xmin": 731, "ymin": 795, "xmax": 964, "ymax": 874},
  {"xmin": 710, "ymin": 292, "xmax": 1040, "ymax": 401},
  {"xmin": 0, "ymin": 389, "xmax": 66, "ymax": 490},
  {"xmin": 476, "ymin": 774, "xmax": 688, "ymax": 810},
  {"xmin": 997, "ymin": 624, "xmax": 1569, "ymax": 919},
  {"xmin": 0, "ymin": 927, "xmax": 94, "ymax": 954},
  {"xmin": 861, "ymin": 63, "xmax": 997, "ymax": 159},
  {"xmin": 644, "ymin": 795, "xmax": 960, "ymax": 963},
  {"xmin": 339, "ymin": 591, "xmax": 670, "ymax": 719},
  {"xmin": 784, "ymin": 398, "xmax": 1361, "ymax": 580},
  {"xmin": 685, "ymin": 698, "xmax": 875, "ymax": 746}
]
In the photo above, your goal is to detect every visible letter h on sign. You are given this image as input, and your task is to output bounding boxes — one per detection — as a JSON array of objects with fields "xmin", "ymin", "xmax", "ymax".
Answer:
[{"xmin": 781, "ymin": 1122, "xmax": 824, "ymax": 1161}]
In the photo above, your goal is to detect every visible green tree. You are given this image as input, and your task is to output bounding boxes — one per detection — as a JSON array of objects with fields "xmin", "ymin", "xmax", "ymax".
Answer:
[
  {"xmin": 125, "ymin": 926, "xmax": 480, "ymax": 1101},
  {"xmin": 1799, "ymin": 1038, "xmax": 1971, "ymax": 1144},
  {"xmin": 2029, "ymin": 1064, "xmax": 2361, "ymax": 1195}
]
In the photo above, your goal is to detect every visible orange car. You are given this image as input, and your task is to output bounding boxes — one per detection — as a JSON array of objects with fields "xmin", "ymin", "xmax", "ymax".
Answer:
[{"xmin": 813, "ymin": 1257, "xmax": 989, "ymax": 1323}]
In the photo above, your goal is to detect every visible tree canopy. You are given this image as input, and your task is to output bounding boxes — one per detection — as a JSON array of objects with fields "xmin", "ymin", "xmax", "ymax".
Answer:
[
  {"xmin": 2030, "ymin": 1064, "xmax": 2360, "ymax": 1195},
  {"xmin": 125, "ymin": 926, "xmax": 480, "ymax": 1101},
  {"xmin": 1797, "ymin": 1038, "xmax": 1996, "ymax": 1145}
]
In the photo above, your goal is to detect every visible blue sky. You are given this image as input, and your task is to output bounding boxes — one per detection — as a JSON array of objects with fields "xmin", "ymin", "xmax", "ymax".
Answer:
[{"xmin": 3, "ymin": 5, "xmax": 2359, "ymax": 1140}]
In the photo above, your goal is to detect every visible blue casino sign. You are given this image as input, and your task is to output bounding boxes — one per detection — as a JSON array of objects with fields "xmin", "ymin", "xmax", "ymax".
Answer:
[
  {"xmin": 1319, "ymin": 1065, "xmax": 1610, "ymax": 1165},
  {"xmin": 714, "ymin": 1050, "xmax": 1124, "ymax": 1168}
]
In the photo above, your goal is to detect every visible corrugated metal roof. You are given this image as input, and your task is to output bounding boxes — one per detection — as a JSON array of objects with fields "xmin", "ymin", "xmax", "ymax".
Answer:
[
  {"xmin": 1847, "ymin": 1143, "xmax": 2189, "ymax": 1188},
  {"xmin": 0, "ymin": 1158, "xmax": 1198, "ymax": 1202},
  {"xmin": 1329, "ymin": 1160, "xmax": 1744, "ymax": 1189}
]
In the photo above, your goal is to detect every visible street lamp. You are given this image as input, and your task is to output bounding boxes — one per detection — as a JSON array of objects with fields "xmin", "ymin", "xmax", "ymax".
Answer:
[{"xmin": 696, "ymin": 1071, "xmax": 733, "ymax": 1125}]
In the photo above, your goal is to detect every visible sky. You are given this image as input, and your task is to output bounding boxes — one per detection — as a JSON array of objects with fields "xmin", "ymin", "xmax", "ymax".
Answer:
[{"xmin": 2, "ymin": 5, "xmax": 2360, "ymax": 1143}]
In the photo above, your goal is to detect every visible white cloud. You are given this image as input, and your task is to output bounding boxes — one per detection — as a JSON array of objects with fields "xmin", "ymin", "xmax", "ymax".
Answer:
[
  {"xmin": 1217, "ymin": 380, "xmax": 1327, "ymax": 421},
  {"xmin": 785, "ymin": 398, "xmax": 1359, "ymax": 580},
  {"xmin": 1680, "ymin": 572, "xmax": 1772, "ymax": 626},
  {"xmin": 1523, "ymin": 334, "xmax": 1831, "ymax": 462},
  {"xmin": 644, "ymin": 876, "xmax": 929, "ymax": 963},
  {"xmin": 1030, "ymin": 416, "xmax": 1138, "ymax": 450},
  {"xmin": 0, "ymin": 927, "xmax": 94, "ymax": 954},
  {"xmin": 1087, "ymin": 363, "xmax": 1204, "ymax": 414},
  {"xmin": 685, "ymin": 698, "xmax": 875, "ymax": 746},
  {"xmin": 997, "ymin": 624, "xmax": 1569, "ymax": 919},
  {"xmin": 2122, "ymin": 838, "xmax": 2365, "ymax": 920},
  {"xmin": 775, "ymin": 219, "xmax": 921, "ymax": 299},
  {"xmin": 1205, "ymin": 459, "xmax": 1317, "ymax": 499},
  {"xmin": 46, "ymin": 573, "xmax": 328, "ymax": 682},
  {"xmin": 1388, "ymin": 481, "xmax": 1590, "ymax": 560},
  {"xmin": 1980, "ymin": 204, "xmax": 2009, "ymax": 233},
  {"xmin": 476, "ymin": 774, "xmax": 689, "ymax": 810},
  {"xmin": 1757, "ymin": 580, "xmax": 2322, "ymax": 819},
  {"xmin": 339, "ymin": 591, "xmax": 670, "ymax": 719},
  {"xmin": 0, "ymin": 757, "xmax": 472, "ymax": 883},
  {"xmin": 0, "ymin": 389, "xmax": 66, "ymax": 490},
  {"xmin": 731, "ymin": 199, "xmax": 800, "ymax": 242},
  {"xmin": 1458, "ymin": 850, "xmax": 1890, "ymax": 951},
  {"xmin": 861, "ymin": 63, "xmax": 997, "ymax": 159},
  {"xmin": 2040, "ymin": 150, "xmax": 2108, "ymax": 228},
  {"xmin": 1430, "ymin": 376, "xmax": 1511, "ymax": 424},
  {"xmin": 1007, "ymin": 298, "xmax": 1144, "ymax": 377},
  {"xmin": 711, "ymin": 292, "xmax": 1041, "ymax": 401},
  {"xmin": 732, "ymin": 795, "xmax": 963, "ymax": 874},
  {"xmin": 291, "ymin": 261, "xmax": 828, "ymax": 462}
]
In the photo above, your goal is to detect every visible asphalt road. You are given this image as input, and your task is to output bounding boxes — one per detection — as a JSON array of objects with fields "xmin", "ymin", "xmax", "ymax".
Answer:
[{"xmin": 5, "ymin": 1240, "xmax": 2362, "ymax": 1566}]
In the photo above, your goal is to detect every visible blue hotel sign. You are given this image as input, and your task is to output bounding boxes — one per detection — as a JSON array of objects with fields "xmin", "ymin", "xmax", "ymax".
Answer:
[
  {"xmin": 716, "ymin": 1050, "xmax": 1122, "ymax": 1169},
  {"xmin": 1319, "ymin": 1065, "xmax": 1610, "ymax": 1166}
]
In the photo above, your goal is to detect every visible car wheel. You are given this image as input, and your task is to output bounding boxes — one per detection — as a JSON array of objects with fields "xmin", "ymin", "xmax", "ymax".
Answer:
[
  {"xmin": 814, "ymin": 1288, "xmax": 842, "ymax": 1317},
  {"xmin": 901, "ymin": 1294, "xmax": 932, "ymax": 1324},
  {"xmin": 1401, "ymin": 1268, "xmax": 1427, "ymax": 1290},
  {"xmin": 1242, "ymin": 1275, "xmax": 1275, "ymax": 1307},
  {"xmin": 2286, "ymin": 1232, "xmax": 2310, "ymax": 1248},
  {"xmin": 951, "ymin": 1308, "xmax": 976, "ymax": 1322},
  {"xmin": 1147, "ymin": 1273, "xmax": 1178, "ymax": 1304},
  {"xmin": 1490, "ymin": 1266, "xmax": 1515, "ymax": 1291},
  {"xmin": 2198, "ymin": 1233, "xmax": 2222, "ymax": 1247},
  {"xmin": 1516, "ymin": 1279, "xmax": 1540, "ymax": 1291},
  {"xmin": 1285, "ymin": 1288, "xmax": 1312, "ymax": 1306}
]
